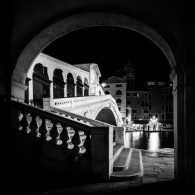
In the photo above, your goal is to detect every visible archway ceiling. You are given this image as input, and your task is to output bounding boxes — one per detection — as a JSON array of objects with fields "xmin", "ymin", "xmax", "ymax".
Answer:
[{"xmin": 10, "ymin": 0, "xmax": 184, "ymax": 64}]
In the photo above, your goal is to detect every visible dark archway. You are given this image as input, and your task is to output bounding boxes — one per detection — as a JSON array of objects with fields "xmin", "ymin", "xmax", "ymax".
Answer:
[
  {"xmin": 67, "ymin": 73, "xmax": 75, "ymax": 97},
  {"xmin": 53, "ymin": 69, "xmax": 65, "ymax": 98},
  {"xmin": 96, "ymin": 107, "xmax": 117, "ymax": 126}
]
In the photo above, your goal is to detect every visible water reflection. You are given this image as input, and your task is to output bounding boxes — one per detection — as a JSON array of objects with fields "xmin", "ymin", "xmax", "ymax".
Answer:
[{"xmin": 125, "ymin": 131, "xmax": 174, "ymax": 150}]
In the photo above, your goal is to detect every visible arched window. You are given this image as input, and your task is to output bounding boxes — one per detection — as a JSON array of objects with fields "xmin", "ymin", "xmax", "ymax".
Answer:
[
  {"xmin": 162, "ymin": 113, "xmax": 165, "ymax": 120},
  {"xmin": 77, "ymin": 76, "xmax": 83, "ymax": 97},
  {"xmin": 116, "ymin": 90, "xmax": 122, "ymax": 95},
  {"xmin": 53, "ymin": 69, "xmax": 65, "ymax": 98},
  {"xmin": 67, "ymin": 73, "xmax": 75, "ymax": 97},
  {"xmin": 99, "ymin": 91, "xmax": 101, "ymax": 95},
  {"xmin": 105, "ymin": 91, "xmax": 110, "ymax": 95},
  {"xmin": 84, "ymin": 78, "xmax": 89, "ymax": 96},
  {"xmin": 116, "ymin": 98, "xmax": 122, "ymax": 104},
  {"xmin": 32, "ymin": 63, "xmax": 50, "ymax": 107}
]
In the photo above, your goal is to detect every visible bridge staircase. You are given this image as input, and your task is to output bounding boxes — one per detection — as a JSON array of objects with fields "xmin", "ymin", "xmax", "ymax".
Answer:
[{"xmin": 11, "ymin": 99, "xmax": 143, "ymax": 183}]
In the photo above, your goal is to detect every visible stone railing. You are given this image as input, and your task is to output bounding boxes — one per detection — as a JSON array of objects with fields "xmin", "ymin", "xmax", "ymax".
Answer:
[
  {"xmin": 50, "ymin": 95, "xmax": 114, "ymax": 110},
  {"xmin": 11, "ymin": 100, "xmax": 114, "ymax": 181},
  {"xmin": 43, "ymin": 95, "xmax": 124, "ymax": 126}
]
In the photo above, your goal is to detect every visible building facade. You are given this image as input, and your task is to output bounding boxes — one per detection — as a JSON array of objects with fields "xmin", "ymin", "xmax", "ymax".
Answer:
[
  {"xmin": 145, "ymin": 80, "xmax": 173, "ymax": 126},
  {"xmin": 103, "ymin": 61, "xmax": 173, "ymax": 128},
  {"xmin": 103, "ymin": 76, "xmax": 127, "ymax": 120}
]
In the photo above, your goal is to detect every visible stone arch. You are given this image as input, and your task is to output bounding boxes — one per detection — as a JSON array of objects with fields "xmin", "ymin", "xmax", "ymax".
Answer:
[
  {"xmin": 9, "ymin": 11, "xmax": 188, "ymax": 184},
  {"xmin": 76, "ymin": 75, "xmax": 83, "ymax": 97},
  {"xmin": 53, "ymin": 69, "xmax": 65, "ymax": 98},
  {"xmin": 11, "ymin": 12, "xmax": 178, "ymax": 100},
  {"xmin": 96, "ymin": 107, "xmax": 117, "ymax": 126},
  {"xmin": 84, "ymin": 78, "xmax": 89, "ymax": 96},
  {"xmin": 66, "ymin": 72, "xmax": 75, "ymax": 97}
]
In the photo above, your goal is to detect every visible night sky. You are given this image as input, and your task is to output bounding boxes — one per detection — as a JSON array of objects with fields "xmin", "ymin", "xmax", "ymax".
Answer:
[{"xmin": 43, "ymin": 26, "xmax": 171, "ymax": 87}]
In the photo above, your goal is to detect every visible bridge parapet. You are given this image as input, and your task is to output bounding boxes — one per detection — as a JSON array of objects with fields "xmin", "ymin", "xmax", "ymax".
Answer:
[
  {"xmin": 11, "ymin": 99, "xmax": 114, "ymax": 181},
  {"xmin": 44, "ymin": 95, "xmax": 124, "ymax": 127}
]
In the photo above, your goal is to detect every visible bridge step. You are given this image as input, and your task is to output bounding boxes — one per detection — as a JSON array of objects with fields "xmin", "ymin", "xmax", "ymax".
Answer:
[
  {"xmin": 113, "ymin": 148, "xmax": 132, "ymax": 171},
  {"xmin": 111, "ymin": 148, "xmax": 143, "ymax": 181}
]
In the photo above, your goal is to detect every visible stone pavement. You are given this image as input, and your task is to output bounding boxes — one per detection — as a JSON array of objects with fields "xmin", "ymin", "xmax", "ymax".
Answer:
[{"xmin": 24, "ymin": 148, "xmax": 178, "ymax": 195}]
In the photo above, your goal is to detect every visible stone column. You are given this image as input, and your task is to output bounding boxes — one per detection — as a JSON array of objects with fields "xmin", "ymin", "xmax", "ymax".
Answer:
[
  {"xmin": 114, "ymin": 127, "xmax": 125, "ymax": 145},
  {"xmin": 170, "ymin": 66, "xmax": 185, "ymax": 184},
  {"xmin": 90, "ymin": 126, "xmax": 113, "ymax": 181},
  {"xmin": 182, "ymin": 63, "xmax": 195, "ymax": 185},
  {"xmin": 11, "ymin": 80, "xmax": 28, "ymax": 102}
]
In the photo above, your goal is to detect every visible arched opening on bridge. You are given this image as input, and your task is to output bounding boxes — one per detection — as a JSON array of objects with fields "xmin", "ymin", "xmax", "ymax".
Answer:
[
  {"xmin": 11, "ymin": 12, "xmax": 182, "ymax": 183},
  {"xmin": 95, "ymin": 107, "xmax": 117, "ymax": 126},
  {"xmin": 53, "ymin": 69, "xmax": 65, "ymax": 98}
]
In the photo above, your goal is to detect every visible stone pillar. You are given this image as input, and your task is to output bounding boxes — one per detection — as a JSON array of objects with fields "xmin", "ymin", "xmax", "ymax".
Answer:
[
  {"xmin": 28, "ymin": 79, "xmax": 33, "ymax": 100},
  {"xmin": 43, "ymin": 98, "xmax": 51, "ymax": 111},
  {"xmin": 183, "ymin": 63, "xmax": 195, "ymax": 185},
  {"xmin": 170, "ymin": 66, "xmax": 185, "ymax": 184},
  {"xmin": 11, "ymin": 80, "xmax": 28, "ymax": 102},
  {"xmin": 50, "ymin": 82, "xmax": 53, "ymax": 99},
  {"xmin": 90, "ymin": 126, "xmax": 113, "ymax": 181},
  {"xmin": 114, "ymin": 127, "xmax": 125, "ymax": 145}
]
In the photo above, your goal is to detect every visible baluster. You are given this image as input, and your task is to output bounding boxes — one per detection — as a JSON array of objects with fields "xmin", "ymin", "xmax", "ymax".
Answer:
[
  {"xmin": 45, "ymin": 120, "xmax": 53, "ymax": 141},
  {"xmin": 67, "ymin": 126, "xmax": 74, "ymax": 149},
  {"xmin": 20, "ymin": 110, "xmax": 30, "ymax": 133},
  {"xmin": 71, "ymin": 128, "xmax": 81, "ymax": 154},
  {"xmin": 39, "ymin": 117, "xmax": 47, "ymax": 140},
  {"xmin": 11, "ymin": 106, "xmax": 21, "ymax": 131},
  {"xmin": 83, "ymin": 131, "xmax": 91, "ymax": 157},
  {"xmin": 56, "ymin": 123, "xmax": 63, "ymax": 145},
  {"xmin": 49, "ymin": 121, "xmax": 59, "ymax": 144},
  {"xmin": 60, "ymin": 125, "xmax": 69, "ymax": 148},
  {"xmin": 29, "ymin": 114, "xmax": 39, "ymax": 136}
]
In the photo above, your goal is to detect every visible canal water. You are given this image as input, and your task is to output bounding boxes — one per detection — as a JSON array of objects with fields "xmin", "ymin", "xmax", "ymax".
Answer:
[{"xmin": 125, "ymin": 131, "xmax": 174, "ymax": 151}]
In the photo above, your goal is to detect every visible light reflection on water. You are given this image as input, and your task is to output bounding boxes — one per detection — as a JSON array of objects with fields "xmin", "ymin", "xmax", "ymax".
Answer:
[{"xmin": 125, "ymin": 131, "xmax": 174, "ymax": 150}]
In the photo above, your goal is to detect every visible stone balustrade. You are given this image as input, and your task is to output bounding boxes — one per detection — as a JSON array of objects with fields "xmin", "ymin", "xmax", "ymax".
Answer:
[
  {"xmin": 43, "ymin": 95, "xmax": 124, "ymax": 127},
  {"xmin": 11, "ymin": 100, "xmax": 114, "ymax": 181}
]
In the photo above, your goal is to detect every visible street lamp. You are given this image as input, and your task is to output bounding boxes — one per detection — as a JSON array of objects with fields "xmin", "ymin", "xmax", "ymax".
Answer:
[{"xmin": 101, "ymin": 83, "xmax": 106, "ymax": 87}]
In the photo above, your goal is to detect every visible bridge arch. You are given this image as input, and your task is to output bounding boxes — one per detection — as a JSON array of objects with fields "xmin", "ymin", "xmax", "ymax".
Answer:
[{"xmin": 95, "ymin": 107, "xmax": 117, "ymax": 126}]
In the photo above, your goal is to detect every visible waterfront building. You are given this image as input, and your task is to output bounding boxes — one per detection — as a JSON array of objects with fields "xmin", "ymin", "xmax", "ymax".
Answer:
[
  {"xmin": 145, "ymin": 80, "xmax": 173, "ymax": 127},
  {"xmin": 103, "ymin": 76, "xmax": 127, "ymax": 121}
]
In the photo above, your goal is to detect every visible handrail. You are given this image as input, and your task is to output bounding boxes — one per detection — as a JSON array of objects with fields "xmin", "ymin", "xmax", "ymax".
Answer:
[
  {"xmin": 11, "ymin": 100, "xmax": 92, "ymax": 132},
  {"xmin": 50, "ymin": 106, "xmax": 115, "ymax": 127}
]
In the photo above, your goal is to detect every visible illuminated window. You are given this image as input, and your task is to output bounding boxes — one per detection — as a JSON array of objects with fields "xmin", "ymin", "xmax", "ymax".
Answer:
[
  {"xmin": 147, "ymin": 82, "xmax": 155, "ymax": 85},
  {"xmin": 158, "ymin": 82, "xmax": 165, "ymax": 85}
]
